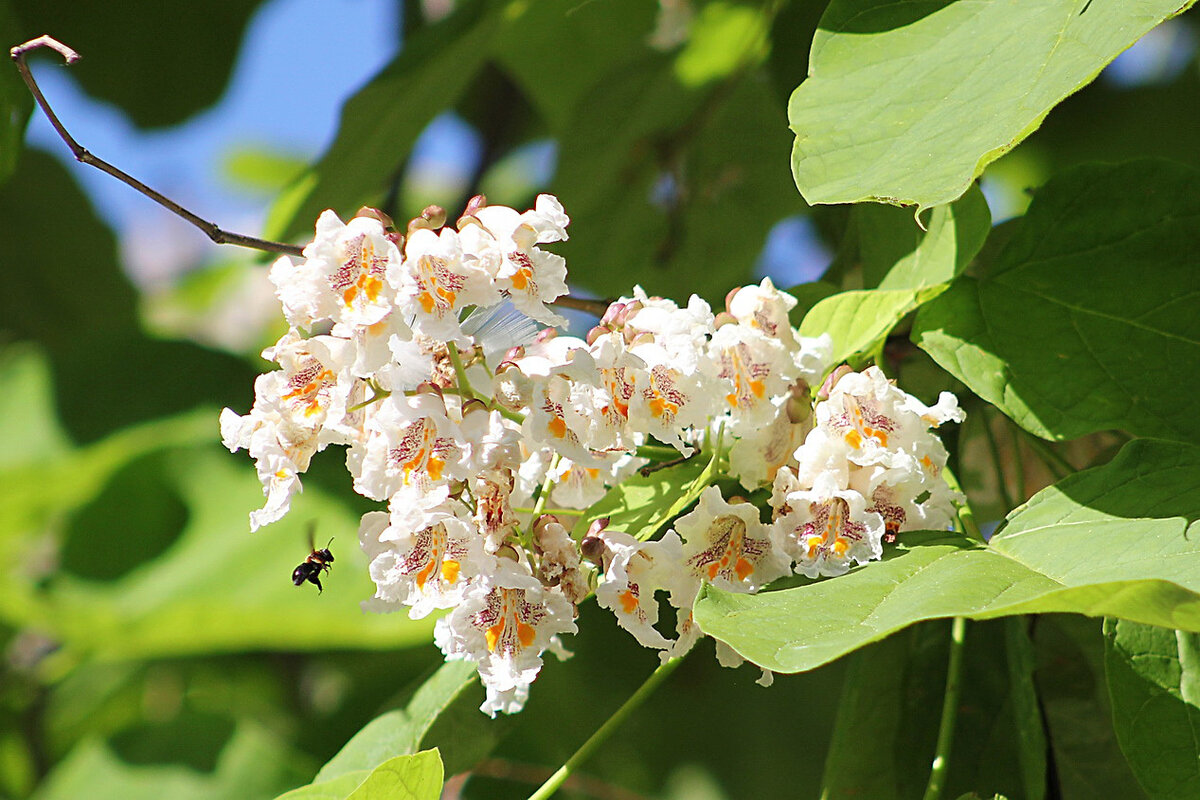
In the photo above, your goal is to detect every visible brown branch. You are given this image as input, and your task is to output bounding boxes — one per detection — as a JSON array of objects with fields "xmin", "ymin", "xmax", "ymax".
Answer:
[
  {"xmin": 550, "ymin": 294, "xmax": 614, "ymax": 317},
  {"xmin": 10, "ymin": 35, "xmax": 304, "ymax": 257}
]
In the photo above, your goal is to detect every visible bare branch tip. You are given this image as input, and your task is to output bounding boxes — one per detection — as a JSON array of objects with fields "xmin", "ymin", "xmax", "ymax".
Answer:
[{"xmin": 11, "ymin": 35, "xmax": 81, "ymax": 65}]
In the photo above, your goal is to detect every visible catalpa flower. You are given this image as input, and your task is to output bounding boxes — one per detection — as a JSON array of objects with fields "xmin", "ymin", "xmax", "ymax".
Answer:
[
  {"xmin": 460, "ymin": 194, "xmax": 570, "ymax": 327},
  {"xmin": 359, "ymin": 489, "xmax": 486, "ymax": 619},
  {"xmin": 434, "ymin": 558, "xmax": 577, "ymax": 716},
  {"xmin": 772, "ymin": 471, "xmax": 885, "ymax": 578},
  {"xmin": 675, "ymin": 486, "xmax": 790, "ymax": 593},
  {"xmin": 595, "ymin": 530, "xmax": 689, "ymax": 651},
  {"xmin": 270, "ymin": 210, "xmax": 401, "ymax": 330},
  {"xmin": 351, "ymin": 390, "xmax": 469, "ymax": 501},
  {"xmin": 394, "ymin": 226, "xmax": 500, "ymax": 344}
]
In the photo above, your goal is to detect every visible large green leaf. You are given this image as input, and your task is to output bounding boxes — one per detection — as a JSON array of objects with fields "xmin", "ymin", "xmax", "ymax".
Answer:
[
  {"xmin": 3, "ymin": 443, "xmax": 431, "ymax": 663},
  {"xmin": 343, "ymin": 751, "xmax": 442, "ymax": 800},
  {"xmin": 798, "ymin": 285, "xmax": 946, "ymax": 368},
  {"xmin": 267, "ymin": 0, "xmax": 500, "ymax": 241},
  {"xmin": 13, "ymin": 0, "xmax": 267, "ymax": 128},
  {"xmin": 1106, "ymin": 619, "xmax": 1200, "ymax": 800},
  {"xmin": 694, "ymin": 438, "xmax": 1200, "ymax": 672},
  {"xmin": 1034, "ymin": 615, "xmax": 1146, "ymax": 800},
  {"xmin": 788, "ymin": 0, "xmax": 1196, "ymax": 208},
  {"xmin": 31, "ymin": 724, "xmax": 309, "ymax": 800},
  {"xmin": 914, "ymin": 160, "xmax": 1200, "ymax": 444}
]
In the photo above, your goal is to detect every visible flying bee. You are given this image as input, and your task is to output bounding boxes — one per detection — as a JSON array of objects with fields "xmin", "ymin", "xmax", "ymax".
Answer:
[{"xmin": 293, "ymin": 525, "xmax": 334, "ymax": 593}]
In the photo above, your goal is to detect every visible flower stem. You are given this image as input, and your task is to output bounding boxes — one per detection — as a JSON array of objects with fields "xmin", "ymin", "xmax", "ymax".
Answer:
[
  {"xmin": 445, "ymin": 342, "xmax": 476, "ymax": 401},
  {"xmin": 527, "ymin": 656, "xmax": 685, "ymax": 800},
  {"xmin": 922, "ymin": 616, "xmax": 967, "ymax": 800}
]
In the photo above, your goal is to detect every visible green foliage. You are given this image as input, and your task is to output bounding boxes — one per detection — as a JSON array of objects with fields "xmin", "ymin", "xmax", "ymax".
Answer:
[
  {"xmin": 789, "ymin": 0, "xmax": 1196, "ymax": 208},
  {"xmin": 1106, "ymin": 619, "xmax": 1200, "ymax": 799},
  {"xmin": 695, "ymin": 438, "xmax": 1200, "ymax": 671},
  {"xmin": 7, "ymin": 1, "xmax": 1200, "ymax": 798},
  {"xmin": 914, "ymin": 160, "xmax": 1200, "ymax": 444}
]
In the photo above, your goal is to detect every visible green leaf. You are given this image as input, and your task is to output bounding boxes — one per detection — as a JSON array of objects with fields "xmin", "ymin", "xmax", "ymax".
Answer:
[
  {"xmin": 1106, "ymin": 619, "xmax": 1200, "ymax": 799},
  {"xmin": 3, "ymin": 444, "xmax": 432, "ymax": 662},
  {"xmin": 864, "ymin": 182, "xmax": 992, "ymax": 291},
  {"xmin": 572, "ymin": 451, "xmax": 715, "ymax": 541},
  {"xmin": 799, "ymin": 285, "xmax": 947, "ymax": 368},
  {"xmin": 0, "ymin": 0, "xmax": 32, "ymax": 184},
  {"xmin": 914, "ymin": 160, "xmax": 1200, "ymax": 444},
  {"xmin": 267, "ymin": 0, "xmax": 500, "ymax": 241},
  {"xmin": 788, "ymin": 0, "xmax": 1196, "ymax": 208},
  {"xmin": 694, "ymin": 438, "xmax": 1200, "ymax": 673},
  {"xmin": 31, "ymin": 724, "xmax": 309, "ymax": 800},
  {"xmin": 313, "ymin": 661, "xmax": 490, "ymax": 783},
  {"xmin": 344, "ymin": 750, "xmax": 442, "ymax": 800},
  {"xmin": 14, "ymin": 0, "xmax": 268, "ymax": 128},
  {"xmin": 1034, "ymin": 615, "xmax": 1146, "ymax": 800}
]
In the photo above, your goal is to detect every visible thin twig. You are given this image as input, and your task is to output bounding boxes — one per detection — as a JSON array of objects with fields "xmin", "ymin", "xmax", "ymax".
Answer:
[
  {"xmin": 10, "ymin": 35, "xmax": 304, "ymax": 257},
  {"xmin": 550, "ymin": 295, "xmax": 613, "ymax": 317}
]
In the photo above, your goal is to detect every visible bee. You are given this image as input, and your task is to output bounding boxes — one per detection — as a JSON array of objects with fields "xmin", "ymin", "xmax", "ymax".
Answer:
[{"xmin": 293, "ymin": 526, "xmax": 334, "ymax": 593}]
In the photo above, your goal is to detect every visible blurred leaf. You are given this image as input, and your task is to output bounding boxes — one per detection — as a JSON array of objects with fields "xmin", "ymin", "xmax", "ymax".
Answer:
[
  {"xmin": 788, "ymin": 0, "xmax": 1195, "ymax": 208},
  {"xmin": 867, "ymin": 182, "xmax": 992, "ymax": 290},
  {"xmin": 914, "ymin": 160, "xmax": 1200, "ymax": 444},
  {"xmin": 0, "ymin": 150, "xmax": 258, "ymax": 442},
  {"xmin": 673, "ymin": 1, "xmax": 769, "ymax": 88},
  {"xmin": 223, "ymin": 146, "xmax": 308, "ymax": 196},
  {"xmin": 820, "ymin": 619, "xmax": 1045, "ymax": 800},
  {"xmin": 1106, "ymin": 619, "xmax": 1200, "ymax": 799},
  {"xmin": 0, "ymin": 344, "xmax": 71, "ymax": 468},
  {"xmin": 695, "ymin": 438, "xmax": 1200, "ymax": 672},
  {"xmin": 0, "ymin": 0, "xmax": 32, "ymax": 184},
  {"xmin": 3, "ymin": 444, "xmax": 432, "ymax": 662},
  {"xmin": 344, "ymin": 750, "xmax": 442, "ymax": 800},
  {"xmin": 13, "ymin": 0, "xmax": 267, "ymax": 128},
  {"xmin": 31, "ymin": 723, "xmax": 308, "ymax": 800},
  {"xmin": 572, "ymin": 451, "xmax": 714, "ymax": 541},
  {"xmin": 313, "ymin": 661, "xmax": 489, "ymax": 783},
  {"xmin": 1034, "ymin": 615, "xmax": 1146, "ymax": 800},
  {"xmin": 554, "ymin": 59, "xmax": 806, "ymax": 303},
  {"xmin": 1003, "ymin": 618, "xmax": 1047, "ymax": 800},
  {"xmin": 492, "ymin": 0, "xmax": 657, "ymax": 133},
  {"xmin": 799, "ymin": 285, "xmax": 946, "ymax": 368},
  {"xmin": 268, "ymin": 0, "xmax": 500, "ymax": 241}
]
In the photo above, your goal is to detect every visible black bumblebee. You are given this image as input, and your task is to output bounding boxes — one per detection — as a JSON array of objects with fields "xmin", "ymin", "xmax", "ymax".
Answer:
[{"xmin": 293, "ymin": 528, "xmax": 334, "ymax": 593}]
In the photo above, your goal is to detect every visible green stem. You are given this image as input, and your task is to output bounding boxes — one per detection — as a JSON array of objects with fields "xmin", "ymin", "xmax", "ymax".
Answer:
[
  {"xmin": 941, "ymin": 467, "xmax": 983, "ymax": 543},
  {"xmin": 923, "ymin": 616, "xmax": 968, "ymax": 800},
  {"xmin": 527, "ymin": 657, "xmax": 685, "ymax": 800},
  {"xmin": 1009, "ymin": 424, "xmax": 1026, "ymax": 503},
  {"xmin": 1019, "ymin": 430, "xmax": 1074, "ymax": 480},
  {"xmin": 446, "ymin": 342, "xmax": 475, "ymax": 401},
  {"xmin": 979, "ymin": 409, "xmax": 1014, "ymax": 511}
]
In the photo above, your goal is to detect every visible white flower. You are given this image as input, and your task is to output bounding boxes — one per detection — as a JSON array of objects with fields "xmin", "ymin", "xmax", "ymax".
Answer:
[
  {"xmin": 674, "ymin": 486, "xmax": 790, "ymax": 593},
  {"xmin": 461, "ymin": 195, "xmax": 570, "ymax": 327},
  {"xmin": 706, "ymin": 324, "xmax": 795, "ymax": 429},
  {"xmin": 270, "ymin": 210, "xmax": 401, "ymax": 330},
  {"xmin": 595, "ymin": 530, "xmax": 692, "ymax": 651},
  {"xmin": 352, "ymin": 392, "xmax": 469, "ymax": 501},
  {"xmin": 772, "ymin": 476, "xmax": 885, "ymax": 578},
  {"xmin": 393, "ymin": 227, "xmax": 500, "ymax": 344},
  {"xmin": 434, "ymin": 558, "xmax": 578, "ymax": 717},
  {"xmin": 359, "ymin": 493, "xmax": 487, "ymax": 619}
]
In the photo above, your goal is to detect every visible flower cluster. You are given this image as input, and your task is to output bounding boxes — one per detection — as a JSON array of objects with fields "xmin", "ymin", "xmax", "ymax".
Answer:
[{"xmin": 222, "ymin": 194, "xmax": 963, "ymax": 714}]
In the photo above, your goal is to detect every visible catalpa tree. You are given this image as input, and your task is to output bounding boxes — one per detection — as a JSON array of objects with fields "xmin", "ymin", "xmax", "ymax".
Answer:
[{"xmin": 4, "ymin": 1, "xmax": 1199, "ymax": 799}]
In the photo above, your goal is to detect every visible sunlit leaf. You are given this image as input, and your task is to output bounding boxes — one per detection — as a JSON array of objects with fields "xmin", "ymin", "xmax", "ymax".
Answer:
[
  {"xmin": 695, "ymin": 438, "xmax": 1200, "ymax": 672},
  {"xmin": 1106, "ymin": 619, "xmax": 1200, "ymax": 799},
  {"xmin": 914, "ymin": 160, "xmax": 1200, "ymax": 444},
  {"xmin": 573, "ymin": 451, "xmax": 715, "ymax": 541},
  {"xmin": 788, "ymin": 0, "xmax": 1196, "ymax": 208}
]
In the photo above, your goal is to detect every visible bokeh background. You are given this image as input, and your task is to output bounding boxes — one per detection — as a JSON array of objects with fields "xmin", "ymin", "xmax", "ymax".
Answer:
[{"xmin": 1, "ymin": 1, "xmax": 1197, "ymax": 797}]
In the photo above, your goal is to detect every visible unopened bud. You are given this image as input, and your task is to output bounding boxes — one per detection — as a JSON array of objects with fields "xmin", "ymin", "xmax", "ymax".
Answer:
[
  {"xmin": 415, "ymin": 381, "xmax": 444, "ymax": 400},
  {"xmin": 818, "ymin": 365, "xmax": 854, "ymax": 400},
  {"xmin": 628, "ymin": 331, "xmax": 655, "ymax": 348},
  {"xmin": 461, "ymin": 398, "xmax": 488, "ymax": 417},
  {"xmin": 586, "ymin": 325, "xmax": 606, "ymax": 346},
  {"xmin": 713, "ymin": 311, "xmax": 737, "ymax": 329},
  {"xmin": 355, "ymin": 206, "xmax": 395, "ymax": 229},
  {"xmin": 408, "ymin": 204, "xmax": 446, "ymax": 233},
  {"xmin": 495, "ymin": 543, "xmax": 520, "ymax": 562},
  {"xmin": 725, "ymin": 285, "xmax": 742, "ymax": 313},
  {"xmin": 386, "ymin": 231, "xmax": 405, "ymax": 250},
  {"xmin": 580, "ymin": 535, "xmax": 605, "ymax": 565},
  {"xmin": 599, "ymin": 301, "xmax": 626, "ymax": 328},
  {"xmin": 535, "ymin": 328, "xmax": 558, "ymax": 344},
  {"xmin": 785, "ymin": 379, "xmax": 813, "ymax": 424}
]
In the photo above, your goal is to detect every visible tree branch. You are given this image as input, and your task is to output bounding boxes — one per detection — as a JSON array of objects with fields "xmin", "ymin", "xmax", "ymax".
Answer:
[{"xmin": 10, "ymin": 35, "xmax": 304, "ymax": 257}]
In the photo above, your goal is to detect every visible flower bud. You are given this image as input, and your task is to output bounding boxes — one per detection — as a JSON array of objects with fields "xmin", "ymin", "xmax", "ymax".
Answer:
[
  {"xmin": 599, "ymin": 301, "xmax": 626, "ymax": 329},
  {"xmin": 355, "ymin": 206, "xmax": 395, "ymax": 229},
  {"xmin": 580, "ymin": 535, "xmax": 605, "ymax": 565},
  {"xmin": 585, "ymin": 325, "xmax": 607, "ymax": 346},
  {"xmin": 818, "ymin": 365, "xmax": 854, "ymax": 400},
  {"xmin": 785, "ymin": 379, "xmax": 813, "ymax": 424},
  {"xmin": 713, "ymin": 311, "xmax": 737, "ymax": 329},
  {"xmin": 408, "ymin": 205, "xmax": 446, "ymax": 233},
  {"xmin": 535, "ymin": 328, "xmax": 558, "ymax": 344},
  {"xmin": 725, "ymin": 285, "xmax": 741, "ymax": 313}
]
